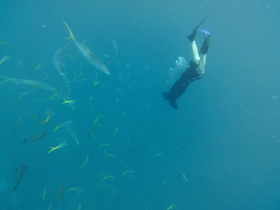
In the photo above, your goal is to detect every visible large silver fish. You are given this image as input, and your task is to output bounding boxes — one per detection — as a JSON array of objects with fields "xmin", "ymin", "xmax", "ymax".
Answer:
[
  {"xmin": 63, "ymin": 20, "xmax": 109, "ymax": 75},
  {"xmin": 0, "ymin": 76, "xmax": 58, "ymax": 93},
  {"xmin": 53, "ymin": 47, "xmax": 65, "ymax": 76}
]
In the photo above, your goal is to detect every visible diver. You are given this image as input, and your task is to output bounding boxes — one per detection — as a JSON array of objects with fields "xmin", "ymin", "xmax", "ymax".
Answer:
[{"xmin": 162, "ymin": 17, "xmax": 211, "ymax": 109}]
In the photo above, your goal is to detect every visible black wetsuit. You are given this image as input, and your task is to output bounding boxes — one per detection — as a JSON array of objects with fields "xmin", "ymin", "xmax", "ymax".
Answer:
[{"xmin": 162, "ymin": 60, "xmax": 202, "ymax": 109}]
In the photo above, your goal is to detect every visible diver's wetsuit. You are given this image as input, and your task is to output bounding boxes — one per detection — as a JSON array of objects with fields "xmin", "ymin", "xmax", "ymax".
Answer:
[
  {"xmin": 162, "ymin": 61, "xmax": 202, "ymax": 109},
  {"xmin": 162, "ymin": 16, "xmax": 210, "ymax": 110}
]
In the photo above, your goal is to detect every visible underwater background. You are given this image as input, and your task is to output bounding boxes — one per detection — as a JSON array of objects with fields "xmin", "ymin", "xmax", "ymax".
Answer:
[{"xmin": 0, "ymin": 0, "xmax": 279, "ymax": 209}]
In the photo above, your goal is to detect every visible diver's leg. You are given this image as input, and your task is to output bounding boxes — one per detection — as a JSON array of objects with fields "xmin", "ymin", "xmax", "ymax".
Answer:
[
  {"xmin": 197, "ymin": 54, "xmax": 206, "ymax": 75},
  {"xmin": 188, "ymin": 23, "xmax": 200, "ymax": 64},
  {"xmin": 199, "ymin": 30, "xmax": 210, "ymax": 54},
  {"xmin": 197, "ymin": 30, "xmax": 210, "ymax": 75},
  {"xmin": 190, "ymin": 41, "xmax": 200, "ymax": 64}
]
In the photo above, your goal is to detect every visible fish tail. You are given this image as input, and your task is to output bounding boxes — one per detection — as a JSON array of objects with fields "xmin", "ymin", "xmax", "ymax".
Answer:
[
  {"xmin": 47, "ymin": 147, "xmax": 55, "ymax": 154},
  {"xmin": 62, "ymin": 20, "xmax": 74, "ymax": 39},
  {"xmin": 48, "ymin": 203, "xmax": 54, "ymax": 210},
  {"xmin": 0, "ymin": 75, "xmax": 10, "ymax": 83},
  {"xmin": 22, "ymin": 138, "xmax": 28, "ymax": 144},
  {"xmin": 62, "ymin": 98, "xmax": 68, "ymax": 104}
]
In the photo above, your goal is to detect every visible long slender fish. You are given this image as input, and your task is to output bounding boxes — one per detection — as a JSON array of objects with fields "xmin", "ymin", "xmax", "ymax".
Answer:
[
  {"xmin": 62, "ymin": 74, "xmax": 70, "ymax": 98},
  {"xmin": 23, "ymin": 131, "xmax": 47, "ymax": 144},
  {"xmin": 63, "ymin": 20, "xmax": 110, "ymax": 75},
  {"xmin": 12, "ymin": 116, "xmax": 22, "ymax": 131},
  {"xmin": 0, "ymin": 76, "xmax": 58, "ymax": 93},
  {"xmin": 47, "ymin": 140, "xmax": 67, "ymax": 154},
  {"xmin": 48, "ymin": 185, "xmax": 64, "ymax": 210},
  {"xmin": 66, "ymin": 125, "xmax": 79, "ymax": 146},
  {"xmin": 40, "ymin": 108, "xmax": 53, "ymax": 125},
  {"xmin": 113, "ymin": 40, "xmax": 118, "ymax": 56},
  {"xmin": 0, "ymin": 55, "xmax": 10, "ymax": 65},
  {"xmin": 53, "ymin": 120, "xmax": 72, "ymax": 131},
  {"xmin": 78, "ymin": 155, "xmax": 89, "ymax": 170},
  {"xmin": 53, "ymin": 47, "xmax": 65, "ymax": 75},
  {"xmin": 14, "ymin": 163, "xmax": 27, "ymax": 190}
]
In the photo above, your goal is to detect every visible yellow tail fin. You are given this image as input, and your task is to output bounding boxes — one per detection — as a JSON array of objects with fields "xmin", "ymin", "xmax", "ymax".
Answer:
[
  {"xmin": 47, "ymin": 147, "xmax": 56, "ymax": 154},
  {"xmin": 52, "ymin": 125, "xmax": 59, "ymax": 131}
]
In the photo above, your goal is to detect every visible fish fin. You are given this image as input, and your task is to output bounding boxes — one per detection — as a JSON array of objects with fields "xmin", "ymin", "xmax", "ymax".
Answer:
[
  {"xmin": 22, "ymin": 138, "xmax": 28, "ymax": 144},
  {"xmin": 0, "ymin": 76, "xmax": 10, "ymax": 83}
]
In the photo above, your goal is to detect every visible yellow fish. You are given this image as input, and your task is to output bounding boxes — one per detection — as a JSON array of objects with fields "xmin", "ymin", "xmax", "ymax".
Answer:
[{"xmin": 47, "ymin": 140, "xmax": 67, "ymax": 154}]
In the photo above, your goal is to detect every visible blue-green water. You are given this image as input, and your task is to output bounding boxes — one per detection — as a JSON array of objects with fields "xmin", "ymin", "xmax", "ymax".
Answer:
[{"xmin": 0, "ymin": 0, "xmax": 280, "ymax": 209}]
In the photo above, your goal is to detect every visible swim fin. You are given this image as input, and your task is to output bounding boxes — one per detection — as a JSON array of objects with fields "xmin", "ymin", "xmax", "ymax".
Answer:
[{"xmin": 188, "ymin": 15, "xmax": 209, "ymax": 42}]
